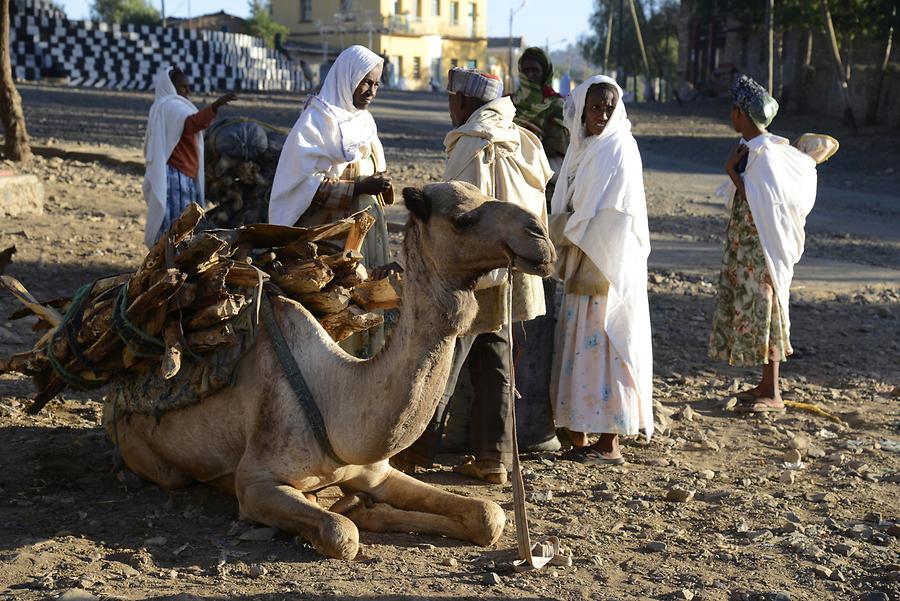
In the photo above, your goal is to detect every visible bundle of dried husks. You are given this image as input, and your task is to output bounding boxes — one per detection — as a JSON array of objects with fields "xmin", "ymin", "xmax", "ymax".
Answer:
[{"xmin": 0, "ymin": 203, "xmax": 401, "ymax": 415}]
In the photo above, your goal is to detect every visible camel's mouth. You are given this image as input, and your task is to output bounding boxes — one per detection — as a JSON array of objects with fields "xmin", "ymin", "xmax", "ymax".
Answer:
[{"xmin": 505, "ymin": 247, "xmax": 554, "ymax": 277}]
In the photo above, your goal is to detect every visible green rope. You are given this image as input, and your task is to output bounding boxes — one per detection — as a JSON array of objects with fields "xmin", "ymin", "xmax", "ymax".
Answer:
[
  {"xmin": 46, "ymin": 282, "xmax": 104, "ymax": 389},
  {"xmin": 111, "ymin": 282, "xmax": 165, "ymax": 358}
]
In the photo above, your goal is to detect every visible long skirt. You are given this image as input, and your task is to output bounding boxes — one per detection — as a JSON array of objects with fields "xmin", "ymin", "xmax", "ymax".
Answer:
[
  {"xmin": 551, "ymin": 293, "xmax": 643, "ymax": 435},
  {"xmin": 156, "ymin": 165, "xmax": 203, "ymax": 243},
  {"xmin": 708, "ymin": 193, "xmax": 792, "ymax": 366}
]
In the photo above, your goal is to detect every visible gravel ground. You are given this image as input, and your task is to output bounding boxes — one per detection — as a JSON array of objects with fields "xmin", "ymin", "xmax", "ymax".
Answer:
[{"xmin": 0, "ymin": 84, "xmax": 897, "ymax": 601}]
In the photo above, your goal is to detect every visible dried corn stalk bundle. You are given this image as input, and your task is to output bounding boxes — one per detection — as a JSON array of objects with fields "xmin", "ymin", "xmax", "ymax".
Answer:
[{"xmin": 0, "ymin": 203, "xmax": 401, "ymax": 415}]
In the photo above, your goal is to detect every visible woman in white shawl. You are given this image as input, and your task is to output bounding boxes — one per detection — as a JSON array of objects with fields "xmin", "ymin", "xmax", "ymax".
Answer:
[
  {"xmin": 143, "ymin": 67, "xmax": 236, "ymax": 247},
  {"xmin": 549, "ymin": 76, "xmax": 653, "ymax": 465},
  {"xmin": 709, "ymin": 75, "xmax": 821, "ymax": 413},
  {"xmin": 269, "ymin": 45, "xmax": 394, "ymax": 277},
  {"xmin": 269, "ymin": 45, "xmax": 394, "ymax": 356}
]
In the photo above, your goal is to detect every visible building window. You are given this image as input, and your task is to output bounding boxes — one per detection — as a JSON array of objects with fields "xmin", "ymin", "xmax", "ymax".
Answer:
[
  {"xmin": 300, "ymin": 0, "xmax": 311, "ymax": 22},
  {"xmin": 467, "ymin": 59, "xmax": 477, "ymax": 69},
  {"xmin": 394, "ymin": 0, "xmax": 402, "ymax": 14},
  {"xmin": 450, "ymin": 1, "xmax": 458, "ymax": 24},
  {"xmin": 413, "ymin": 56, "xmax": 422, "ymax": 79},
  {"xmin": 468, "ymin": 2, "xmax": 476, "ymax": 35},
  {"xmin": 450, "ymin": 58, "xmax": 458, "ymax": 68},
  {"xmin": 416, "ymin": 0, "xmax": 423, "ymax": 17},
  {"xmin": 432, "ymin": 0, "xmax": 440, "ymax": 16}
]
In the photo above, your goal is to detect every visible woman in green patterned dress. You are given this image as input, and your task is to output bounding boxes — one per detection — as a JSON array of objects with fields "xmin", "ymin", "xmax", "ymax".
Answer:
[{"xmin": 709, "ymin": 76, "xmax": 818, "ymax": 413}]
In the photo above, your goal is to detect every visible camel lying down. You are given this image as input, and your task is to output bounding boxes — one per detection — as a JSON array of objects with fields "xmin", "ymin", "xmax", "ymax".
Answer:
[{"xmin": 103, "ymin": 181, "xmax": 555, "ymax": 559}]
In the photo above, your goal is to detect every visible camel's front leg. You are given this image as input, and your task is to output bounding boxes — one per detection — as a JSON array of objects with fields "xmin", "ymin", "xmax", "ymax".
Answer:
[
  {"xmin": 237, "ymin": 479, "xmax": 360, "ymax": 560},
  {"xmin": 335, "ymin": 466, "xmax": 506, "ymax": 547}
]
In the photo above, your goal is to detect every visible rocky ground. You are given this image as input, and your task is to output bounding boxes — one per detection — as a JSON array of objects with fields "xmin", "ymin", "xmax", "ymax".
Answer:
[{"xmin": 0, "ymin": 85, "xmax": 897, "ymax": 601}]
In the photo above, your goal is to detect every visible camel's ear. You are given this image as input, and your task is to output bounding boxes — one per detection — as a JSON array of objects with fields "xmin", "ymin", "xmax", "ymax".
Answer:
[{"xmin": 403, "ymin": 187, "xmax": 431, "ymax": 222}]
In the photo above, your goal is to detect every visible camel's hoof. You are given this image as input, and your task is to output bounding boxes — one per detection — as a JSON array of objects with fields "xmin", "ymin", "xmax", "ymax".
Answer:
[
  {"xmin": 312, "ymin": 513, "xmax": 359, "ymax": 560},
  {"xmin": 471, "ymin": 499, "xmax": 506, "ymax": 547},
  {"xmin": 329, "ymin": 492, "xmax": 373, "ymax": 516}
]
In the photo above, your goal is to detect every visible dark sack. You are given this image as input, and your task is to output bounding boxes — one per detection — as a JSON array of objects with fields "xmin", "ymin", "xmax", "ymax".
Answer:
[{"xmin": 207, "ymin": 119, "xmax": 269, "ymax": 161}]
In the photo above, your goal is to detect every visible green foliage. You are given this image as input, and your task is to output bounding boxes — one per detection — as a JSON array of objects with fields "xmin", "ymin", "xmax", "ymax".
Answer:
[
  {"xmin": 580, "ymin": 0, "xmax": 680, "ymax": 77},
  {"xmin": 90, "ymin": 0, "xmax": 160, "ymax": 25},
  {"xmin": 247, "ymin": 0, "xmax": 288, "ymax": 49}
]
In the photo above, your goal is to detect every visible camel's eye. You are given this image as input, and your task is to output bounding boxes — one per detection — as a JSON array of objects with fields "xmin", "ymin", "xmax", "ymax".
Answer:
[{"xmin": 452, "ymin": 213, "xmax": 480, "ymax": 231}]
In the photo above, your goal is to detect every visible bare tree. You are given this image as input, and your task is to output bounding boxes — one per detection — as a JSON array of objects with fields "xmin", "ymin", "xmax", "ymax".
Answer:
[
  {"xmin": 867, "ymin": 4, "xmax": 895, "ymax": 125},
  {"xmin": 0, "ymin": 0, "xmax": 31, "ymax": 162}
]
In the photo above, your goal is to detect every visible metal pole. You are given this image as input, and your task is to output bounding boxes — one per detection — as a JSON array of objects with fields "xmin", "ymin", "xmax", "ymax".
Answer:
[{"xmin": 161, "ymin": 0, "xmax": 166, "ymax": 26}]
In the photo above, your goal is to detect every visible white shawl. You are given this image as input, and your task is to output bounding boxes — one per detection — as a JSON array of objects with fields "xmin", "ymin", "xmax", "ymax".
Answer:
[
  {"xmin": 269, "ymin": 45, "xmax": 386, "ymax": 226},
  {"xmin": 717, "ymin": 133, "xmax": 818, "ymax": 337},
  {"xmin": 142, "ymin": 66, "xmax": 204, "ymax": 247},
  {"xmin": 550, "ymin": 75, "xmax": 654, "ymax": 436}
]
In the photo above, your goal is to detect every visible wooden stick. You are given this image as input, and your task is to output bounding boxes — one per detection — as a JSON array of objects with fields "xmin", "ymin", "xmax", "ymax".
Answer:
[
  {"xmin": 351, "ymin": 275, "xmax": 402, "ymax": 310},
  {"xmin": 161, "ymin": 320, "xmax": 183, "ymax": 379},
  {"xmin": 0, "ymin": 275, "xmax": 63, "ymax": 326}
]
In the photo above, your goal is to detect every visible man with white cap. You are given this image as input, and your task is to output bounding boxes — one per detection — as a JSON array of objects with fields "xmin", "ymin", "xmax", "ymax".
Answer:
[{"xmin": 393, "ymin": 68, "xmax": 552, "ymax": 484}]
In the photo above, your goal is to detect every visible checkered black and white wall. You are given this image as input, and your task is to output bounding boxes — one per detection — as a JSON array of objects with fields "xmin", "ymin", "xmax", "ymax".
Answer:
[{"xmin": 11, "ymin": 0, "xmax": 304, "ymax": 93}]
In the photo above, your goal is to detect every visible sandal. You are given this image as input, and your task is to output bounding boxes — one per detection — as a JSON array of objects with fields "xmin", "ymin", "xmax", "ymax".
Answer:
[
  {"xmin": 452, "ymin": 457, "xmax": 508, "ymax": 485},
  {"xmin": 734, "ymin": 398, "xmax": 786, "ymax": 414},
  {"xmin": 578, "ymin": 448, "xmax": 625, "ymax": 466},
  {"xmin": 559, "ymin": 446, "xmax": 590, "ymax": 461}
]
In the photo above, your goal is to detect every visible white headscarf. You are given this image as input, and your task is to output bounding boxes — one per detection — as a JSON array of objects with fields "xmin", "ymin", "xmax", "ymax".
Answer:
[
  {"xmin": 269, "ymin": 45, "xmax": 386, "ymax": 226},
  {"xmin": 142, "ymin": 66, "xmax": 204, "ymax": 247},
  {"xmin": 551, "ymin": 75, "xmax": 654, "ymax": 436}
]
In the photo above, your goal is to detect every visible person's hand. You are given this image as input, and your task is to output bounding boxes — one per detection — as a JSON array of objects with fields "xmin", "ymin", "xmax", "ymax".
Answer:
[
  {"xmin": 355, "ymin": 172, "xmax": 392, "ymax": 196},
  {"xmin": 212, "ymin": 93, "xmax": 238, "ymax": 110},
  {"xmin": 725, "ymin": 143, "xmax": 748, "ymax": 173},
  {"xmin": 370, "ymin": 261, "xmax": 403, "ymax": 280}
]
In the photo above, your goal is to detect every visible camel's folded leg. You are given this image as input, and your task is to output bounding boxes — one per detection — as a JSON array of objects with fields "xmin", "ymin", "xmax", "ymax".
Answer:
[
  {"xmin": 237, "ymin": 480, "xmax": 360, "ymax": 560},
  {"xmin": 337, "ymin": 469, "xmax": 506, "ymax": 547}
]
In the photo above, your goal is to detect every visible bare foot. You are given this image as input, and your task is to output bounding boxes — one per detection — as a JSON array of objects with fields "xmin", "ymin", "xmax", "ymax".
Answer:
[{"xmin": 568, "ymin": 431, "xmax": 590, "ymax": 448}]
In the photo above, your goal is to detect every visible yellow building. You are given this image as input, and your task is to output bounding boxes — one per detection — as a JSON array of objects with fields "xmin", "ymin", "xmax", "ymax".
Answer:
[{"xmin": 272, "ymin": 0, "xmax": 487, "ymax": 91}]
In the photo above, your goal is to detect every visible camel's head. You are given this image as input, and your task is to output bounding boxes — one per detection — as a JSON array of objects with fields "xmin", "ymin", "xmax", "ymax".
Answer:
[{"xmin": 403, "ymin": 181, "xmax": 556, "ymax": 289}]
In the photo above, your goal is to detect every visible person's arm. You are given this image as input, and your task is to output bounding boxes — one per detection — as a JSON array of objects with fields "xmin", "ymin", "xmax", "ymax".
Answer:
[
  {"xmin": 725, "ymin": 143, "xmax": 749, "ymax": 201},
  {"xmin": 183, "ymin": 93, "xmax": 238, "ymax": 136}
]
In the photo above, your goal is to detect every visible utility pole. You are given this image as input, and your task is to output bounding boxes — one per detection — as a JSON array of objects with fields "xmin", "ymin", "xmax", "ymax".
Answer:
[
  {"xmin": 160, "ymin": 0, "xmax": 166, "ymax": 26},
  {"xmin": 508, "ymin": 1, "xmax": 527, "ymax": 92}
]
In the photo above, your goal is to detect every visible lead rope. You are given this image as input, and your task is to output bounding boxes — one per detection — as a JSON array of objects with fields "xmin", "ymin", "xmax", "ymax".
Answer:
[{"xmin": 506, "ymin": 265, "xmax": 572, "ymax": 572}]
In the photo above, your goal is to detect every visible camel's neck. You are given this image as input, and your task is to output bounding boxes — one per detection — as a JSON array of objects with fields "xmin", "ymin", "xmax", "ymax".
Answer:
[{"xmin": 329, "ymin": 225, "xmax": 478, "ymax": 464}]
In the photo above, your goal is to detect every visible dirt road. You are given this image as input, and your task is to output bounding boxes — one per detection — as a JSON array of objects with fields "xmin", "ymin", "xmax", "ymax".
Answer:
[{"xmin": 0, "ymin": 84, "xmax": 897, "ymax": 601}]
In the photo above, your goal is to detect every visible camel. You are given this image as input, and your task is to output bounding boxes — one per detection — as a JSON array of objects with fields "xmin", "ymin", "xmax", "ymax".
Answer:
[{"xmin": 102, "ymin": 181, "xmax": 555, "ymax": 560}]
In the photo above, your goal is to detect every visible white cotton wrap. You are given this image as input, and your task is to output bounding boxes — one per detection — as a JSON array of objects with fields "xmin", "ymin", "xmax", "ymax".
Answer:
[
  {"xmin": 142, "ymin": 66, "xmax": 204, "ymax": 247},
  {"xmin": 550, "ymin": 75, "xmax": 654, "ymax": 437},
  {"xmin": 717, "ymin": 133, "xmax": 818, "ymax": 338},
  {"xmin": 269, "ymin": 45, "xmax": 386, "ymax": 226}
]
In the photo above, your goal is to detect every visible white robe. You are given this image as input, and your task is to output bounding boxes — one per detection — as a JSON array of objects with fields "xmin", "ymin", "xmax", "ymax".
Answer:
[
  {"xmin": 550, "ymin": 75, "xmax": 654, "ymax": 437},
  {"xmin": 269, "ymin": 45, "xmax": 386, "ymax": 226},
  {"xmin": 717, "ymin": 133, "xmax": 818, "ymax": 338},
  {"xmin": 142, "ymin": 66, "xmax": 204, "ymax": 248}
]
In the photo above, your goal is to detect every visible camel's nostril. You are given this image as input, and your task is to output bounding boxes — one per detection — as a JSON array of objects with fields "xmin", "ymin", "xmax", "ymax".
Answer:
[{"xmin": 525, "ymin": 223, "xmax": 545, "ymax": 237}]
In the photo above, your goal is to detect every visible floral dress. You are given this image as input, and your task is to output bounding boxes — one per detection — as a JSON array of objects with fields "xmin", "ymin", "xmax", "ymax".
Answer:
[{"xmin": 708, "ymin": 193, "xmax": 792, "ymax": 366}]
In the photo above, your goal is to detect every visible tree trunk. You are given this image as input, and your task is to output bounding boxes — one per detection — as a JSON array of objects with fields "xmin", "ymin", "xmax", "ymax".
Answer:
[
  {"xmin": 603, "ymin": 3, "xmax": 614, "ymax": 73},
  {"xmin": 627, "ymin": 0, "xmax": 652, "ymax": 100},
  {"xmin": 866, "ymin": 5, "xmax": 895, "ymax": 125},
  {"xmin": 790, "ymin": 28, "xmax": 814, "ymax": 113},
  {"xmin": 765, "ymin": 0, "xmax": 774, "ymax": 93},
  {"xmin": 819, "ymin": 0, "xmax": 858, "ymax": 133},
  {"xmin": 0, "ymin": 0, "xmax": 31, "ymax": 162}
]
